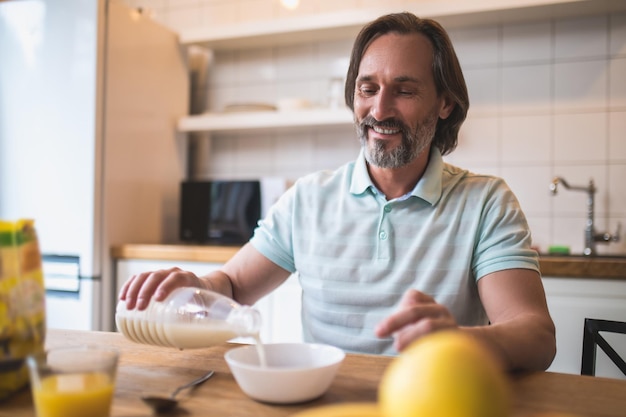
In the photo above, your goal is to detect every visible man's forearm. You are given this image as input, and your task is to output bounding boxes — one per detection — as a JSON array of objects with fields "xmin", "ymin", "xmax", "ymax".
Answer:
[
  {"xmin": 199, "ymin": 270, "xmax": 235, "ymax": 299},
  {"xmin": 464, "ymin": 314, "xmax": 556, "ymax": 372}
]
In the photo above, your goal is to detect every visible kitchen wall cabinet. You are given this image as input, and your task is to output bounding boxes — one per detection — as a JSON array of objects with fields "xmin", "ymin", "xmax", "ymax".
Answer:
[
  {"xmin": 179, "ymin": 0, "xmax": 626, "ymax": 50},
  {"xmin": 543, "ymin": 277, "xmax": 626, "ymax": 379},
  {"xmin": 175, "ymin": 0, "xmax": 626, "ymax": 134},
  {"xmin": 115, "ymin": 259, "xmax": 302, "ymax": 345}
]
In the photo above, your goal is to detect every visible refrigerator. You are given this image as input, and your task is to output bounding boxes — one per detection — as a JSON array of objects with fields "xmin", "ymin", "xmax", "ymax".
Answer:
[{"xmin": 0, "ymin": 0, "xmax": 189, "ymax": 331}]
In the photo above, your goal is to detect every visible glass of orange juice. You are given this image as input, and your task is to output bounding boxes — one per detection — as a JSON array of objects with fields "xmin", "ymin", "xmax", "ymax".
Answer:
[{"xmin": 26, "ymin": 346, "xmax": 119, "ymax": 417}]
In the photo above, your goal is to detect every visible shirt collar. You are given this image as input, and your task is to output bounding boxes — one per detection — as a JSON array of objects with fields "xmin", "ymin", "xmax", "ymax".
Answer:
[{"xmin": 349, "ymin": 147, "xmax": 444, "ymax": 206}]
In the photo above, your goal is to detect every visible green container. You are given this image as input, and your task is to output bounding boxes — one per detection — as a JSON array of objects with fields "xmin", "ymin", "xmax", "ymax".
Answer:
[{"xmin": 0, "ymin": 219, "xmax": 46, "ymax": 401}]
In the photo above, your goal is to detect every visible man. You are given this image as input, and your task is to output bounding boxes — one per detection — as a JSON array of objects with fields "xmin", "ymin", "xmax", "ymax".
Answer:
[{"xmin": 120, "ymin": 12, "xmax": 556, "ymax": 371}]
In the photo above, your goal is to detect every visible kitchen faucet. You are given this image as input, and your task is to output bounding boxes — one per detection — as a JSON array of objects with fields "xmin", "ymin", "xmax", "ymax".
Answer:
[{"xmin": 549, "ymin": 176, "xmax": 621, "ymax": 256}]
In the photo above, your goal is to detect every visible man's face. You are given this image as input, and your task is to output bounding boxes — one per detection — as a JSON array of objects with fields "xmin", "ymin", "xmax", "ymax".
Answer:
[{"xmin": 353, "ymin": 33, "xmax": 449, "ymax": 168}]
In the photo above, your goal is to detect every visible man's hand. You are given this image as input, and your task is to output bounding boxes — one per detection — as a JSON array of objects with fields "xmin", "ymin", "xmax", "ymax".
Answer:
[
  {"xmin": 375, "ymin": 289, "xmax": 458, "ymax": 351},
  {"xmin": 118, "ymin": 268, "xmax": 206, "ymax": 310}
]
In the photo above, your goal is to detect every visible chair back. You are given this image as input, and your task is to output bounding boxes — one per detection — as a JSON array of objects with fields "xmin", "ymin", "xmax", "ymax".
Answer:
[{"xmin": 581, "ymin": 318, "xmax": 626, "ymax": 377}]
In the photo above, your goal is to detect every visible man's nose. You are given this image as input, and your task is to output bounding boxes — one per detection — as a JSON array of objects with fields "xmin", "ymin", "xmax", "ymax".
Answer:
[{"xmin": 370, "ymin": 89, "xmax": 396, "ymax": 121}]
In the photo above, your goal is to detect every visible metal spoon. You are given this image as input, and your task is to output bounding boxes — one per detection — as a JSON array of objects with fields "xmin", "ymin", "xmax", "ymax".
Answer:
[{"xmin": 141, "ymin": 370, "xmax": 215, "ymax": 413}]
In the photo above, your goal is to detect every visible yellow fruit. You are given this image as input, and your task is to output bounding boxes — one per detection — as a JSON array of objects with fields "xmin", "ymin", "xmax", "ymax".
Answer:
[{"xmin": 379, "ymin": 331, "xmax": 510, "ymax": 417}]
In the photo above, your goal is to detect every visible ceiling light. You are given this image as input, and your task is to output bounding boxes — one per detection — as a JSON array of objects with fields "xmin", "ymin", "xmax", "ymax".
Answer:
[{"xmin": 280, "ymin": 0, "xmax": 300, "ymax": 10}]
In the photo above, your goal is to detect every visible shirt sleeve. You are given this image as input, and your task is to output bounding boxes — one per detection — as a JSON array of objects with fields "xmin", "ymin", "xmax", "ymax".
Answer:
[
  {"xmin": 472, "ymin": 178, "xmax": 540, "ymax": 280},
  {"xmin": 249, "ymin": 182, "xmax": 298, "ymax": 273}
]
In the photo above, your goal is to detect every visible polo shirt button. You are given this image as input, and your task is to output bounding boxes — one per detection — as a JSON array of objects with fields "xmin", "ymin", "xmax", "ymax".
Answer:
[
  {"xmin": 379, "ymin": 231, "xmax": 387, "ymax": 240},
  {"xmin": 384, "ymin": 206, "xmax": 392, "ymax": 213}
]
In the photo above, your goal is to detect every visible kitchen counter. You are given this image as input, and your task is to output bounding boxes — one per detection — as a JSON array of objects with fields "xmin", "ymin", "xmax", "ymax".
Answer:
[
  {"xmin": 111, "ymin": 244, "xmax": 626, "ymax": 280},
  {"xmin": 539, "ymin": 255, "xmax": 626, "ymax": 280},
  {"xmin": 5, "ymin": 329, "xmax": 626, "ymax": 417},
  {"xmin": 111, "ymin": 243, "xmax": 240, "ymax": 264}
]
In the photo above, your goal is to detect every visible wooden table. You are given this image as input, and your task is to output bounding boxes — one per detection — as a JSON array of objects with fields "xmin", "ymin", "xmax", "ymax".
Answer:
[{"xmin": 4, "ymin": 329, "xmax": 626, "ymax": 417}]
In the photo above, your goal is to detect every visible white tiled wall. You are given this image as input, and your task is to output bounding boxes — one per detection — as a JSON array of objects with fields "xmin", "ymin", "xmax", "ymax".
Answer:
[{"xmin": 122, "ymin": 0, "xmax": 626, "ymax": 256}]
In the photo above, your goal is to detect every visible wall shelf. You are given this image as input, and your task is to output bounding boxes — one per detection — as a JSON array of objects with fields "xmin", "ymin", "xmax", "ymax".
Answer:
[
  {"xmin": 176, "ymin": 0, "xmax": 626, "ymax": 134},
  {"xmin": 177, "ymin": 107, "xmax": 353, "ymax": 134},
  {"xmin": 179, "ymin": 0, "xmax": 626, "ymax": 50}
]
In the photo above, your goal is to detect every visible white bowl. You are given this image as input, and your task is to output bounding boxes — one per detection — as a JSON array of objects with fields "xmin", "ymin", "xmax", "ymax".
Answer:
[{"xmin": 224, "ymin": 343, "xmax": 345, "ymax": 404}]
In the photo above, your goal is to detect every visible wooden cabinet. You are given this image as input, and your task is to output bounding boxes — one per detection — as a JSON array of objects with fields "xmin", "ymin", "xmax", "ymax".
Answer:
[
  {"xmin": 543, "ymin": 277, "xmax": 626, "ymax": 379},
  {"xmin": 112, "ymin": 245, "xmax": 626, "ymax": 374}
]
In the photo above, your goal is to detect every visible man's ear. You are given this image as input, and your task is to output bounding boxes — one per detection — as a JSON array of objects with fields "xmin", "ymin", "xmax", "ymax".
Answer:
[{"xmin": 438, "ymin": 95, "xmax": 455, "ymax": 120}]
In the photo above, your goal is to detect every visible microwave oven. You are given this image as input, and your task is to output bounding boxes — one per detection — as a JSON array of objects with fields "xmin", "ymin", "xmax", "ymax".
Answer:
[{"xmin": 180, "ymin": 180, "xmax": 261, "ymax": 244}]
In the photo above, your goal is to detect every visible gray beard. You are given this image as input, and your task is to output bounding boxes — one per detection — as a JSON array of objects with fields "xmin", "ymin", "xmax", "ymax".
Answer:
[{"xmin": 356, "ymin": 113, "xmax": 438, "ymax": 168}]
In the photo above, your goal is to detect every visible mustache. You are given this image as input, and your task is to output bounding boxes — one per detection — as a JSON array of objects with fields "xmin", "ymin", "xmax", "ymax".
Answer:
[{"xmin": 360, "ymin": 115, "xmax": 408, "ymax": 132}]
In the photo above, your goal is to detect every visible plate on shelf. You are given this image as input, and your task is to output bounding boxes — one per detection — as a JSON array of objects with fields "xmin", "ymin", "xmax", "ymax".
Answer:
[
  {"xmin": 276, "ymin": 98, "xmax": 313, "ymax": 111},
  {"xmin": 222, "ymin": 103, "xmax": 277, "ymax": 113}
]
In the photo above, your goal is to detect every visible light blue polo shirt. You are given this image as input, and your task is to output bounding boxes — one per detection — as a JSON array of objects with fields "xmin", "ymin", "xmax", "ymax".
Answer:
[{"xmin": 250, "ymin": 147, "xmax": 539, "ymax": 355}]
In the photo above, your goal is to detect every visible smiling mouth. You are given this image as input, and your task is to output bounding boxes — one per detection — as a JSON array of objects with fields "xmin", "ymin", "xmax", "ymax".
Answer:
[{"xmin": 371, "ymin": 125, "xmax": 401, "ymax": 135}]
